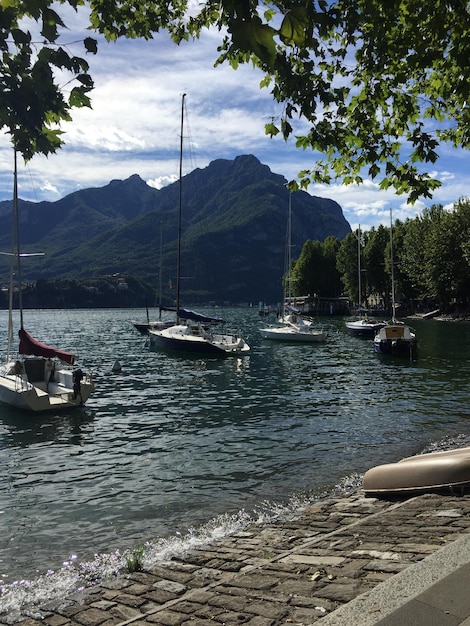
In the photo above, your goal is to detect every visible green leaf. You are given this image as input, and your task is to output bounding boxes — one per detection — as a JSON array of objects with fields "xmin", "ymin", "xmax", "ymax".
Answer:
[
  {"xmin": 279, "ymin": 8, "xmax": 310, "ymax": 46},
  {"xmin": 84, "ymin": 37, "xmax": 98, "ymax": 54},
  {"xmin": 69, "ymin": 86, "xmax": 92, "ymax": 108},
  {"xmin": 230, "ymin": 18, "xmax": 277, "ymax": 68},
  {"xmin": 265, "ymin": 122, "xmax": 279, "ymax": 137}
]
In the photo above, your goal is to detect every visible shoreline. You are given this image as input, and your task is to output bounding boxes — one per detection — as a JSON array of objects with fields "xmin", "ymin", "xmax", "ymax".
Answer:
[{"xmin": 2, "ymin": 488, "xmax": 470, "ymax": 625}]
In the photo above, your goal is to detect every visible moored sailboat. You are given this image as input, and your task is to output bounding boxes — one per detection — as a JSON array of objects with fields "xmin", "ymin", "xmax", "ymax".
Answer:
[
  {"xmin": 0, "ymin": 149, "xmax": 95, "ymax": 412},
  {"xmin": 374, "ymin": 209, "xmax": 417, "ymax": 359},
  {"xmin": 345, "ymin": 225, "xmax": 385, "ymax": 337},
  {"xmin": 147, "ymin": 95, "xmax": 250, "ymax": 356},
  {"xmin": 260, "ymin": 193, "xmax": 327, "ymax": 343}
]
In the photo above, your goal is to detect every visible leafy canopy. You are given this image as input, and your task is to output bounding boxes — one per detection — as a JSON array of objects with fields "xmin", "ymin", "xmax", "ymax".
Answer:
[
  {"xmin": 0, "ymin": 0, "xmax": 96, "ymax": 159},
  {"xmin": 2, "ymin": 0, "xmax": 470, "ymax": 202}
]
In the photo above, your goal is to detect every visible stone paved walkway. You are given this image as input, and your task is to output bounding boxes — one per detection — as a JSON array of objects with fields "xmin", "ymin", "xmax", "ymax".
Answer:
[{"xmin": 3, "ymin": 491, "xmax": 470, "ymax": 626}]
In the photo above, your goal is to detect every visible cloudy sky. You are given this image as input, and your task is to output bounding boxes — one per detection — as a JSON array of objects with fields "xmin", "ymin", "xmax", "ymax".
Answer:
[{"xmin": 1, "ymin": 7, "xmax": 469, "ymax": 232}]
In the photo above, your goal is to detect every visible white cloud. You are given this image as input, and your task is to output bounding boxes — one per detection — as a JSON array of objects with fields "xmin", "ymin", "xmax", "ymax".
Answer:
[{"xmin": 1, "ymin": 13, "xmax": 469, "ymax": 230}]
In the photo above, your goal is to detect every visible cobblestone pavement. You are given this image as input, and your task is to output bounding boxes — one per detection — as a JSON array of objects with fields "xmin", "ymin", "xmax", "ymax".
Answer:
[{"xmin": 3, "ymin": 491, "xmax": 470, "ymax": 626}]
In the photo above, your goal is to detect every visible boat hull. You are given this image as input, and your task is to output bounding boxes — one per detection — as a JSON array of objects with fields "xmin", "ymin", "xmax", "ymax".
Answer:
[
  {"xmin": 363, "ymin": 447, "xmax": 470, "ymax": 495},
  {"xmin": 373, "ymin": 324, "xmax": 417, "ymax": 358},
  {"xmin": 132, "ymin": 320, "xmax": 173, "ymax": 334},
  {"xmin": 0, "ymin": 359, "xmax": 94, "ymax": 413},
  {"xmin": 260, "ymin": 326, "xmax": 327, "ymax": 342},
  {"xmin": 148, "ymin": 324, "xmax": 250, "ymax": 356},
  {"xmin": 346, "ymin": 319, "xmax": 385, "ymax": 337}
]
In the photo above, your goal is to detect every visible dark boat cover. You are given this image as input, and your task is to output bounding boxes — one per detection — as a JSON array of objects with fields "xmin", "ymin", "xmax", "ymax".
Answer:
[
  {"xmin": 18, "ymin": 328, "xmax": 75, "ymax": 365},
  {"xmin": 177, "ymin": 308, "xmax": 224, "ymax": 324}
]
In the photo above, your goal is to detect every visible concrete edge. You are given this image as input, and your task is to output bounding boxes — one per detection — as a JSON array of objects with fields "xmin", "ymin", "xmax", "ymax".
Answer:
[{"xmin": 318, "ymin": 532, "xmax": 470, "ymax": 626}]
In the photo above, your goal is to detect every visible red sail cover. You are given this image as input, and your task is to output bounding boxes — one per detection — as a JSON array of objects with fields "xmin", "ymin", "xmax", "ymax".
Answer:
[{"xmin": 18, "ymin": 328, "xmax": 75, "ymax": 365}]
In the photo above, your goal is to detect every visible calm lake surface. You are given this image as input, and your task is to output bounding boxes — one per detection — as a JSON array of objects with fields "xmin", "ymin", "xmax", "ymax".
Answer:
[{"xmin": 1, "ymin": 307, "xmax": 469, "ymax": 616}]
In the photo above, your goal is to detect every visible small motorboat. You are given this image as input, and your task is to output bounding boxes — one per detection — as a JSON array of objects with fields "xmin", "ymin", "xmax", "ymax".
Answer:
[
  {"xmin": 363, "ymin": 447, "xmax": 470, "ymax": 496},
  {"xmin": 346, "ymin": 317, "xmax": 385, "ymax": 337}
]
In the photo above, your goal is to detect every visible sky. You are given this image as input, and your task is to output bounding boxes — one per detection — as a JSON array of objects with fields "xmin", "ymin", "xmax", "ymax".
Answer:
[{"xmin": 0, "ymin": 6, "xmax": 469, "ymax": 233}]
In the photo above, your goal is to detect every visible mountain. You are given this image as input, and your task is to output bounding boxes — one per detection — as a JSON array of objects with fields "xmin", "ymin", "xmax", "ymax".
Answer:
[{"xmin": 0, "ymin": 154, "xmax": 351, "ymax": 305}]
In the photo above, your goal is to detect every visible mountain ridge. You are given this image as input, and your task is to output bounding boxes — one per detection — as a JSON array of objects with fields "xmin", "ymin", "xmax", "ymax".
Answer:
[{"xmin": 0, "ymin": 154, "xmax": 351, "ymax": 304}]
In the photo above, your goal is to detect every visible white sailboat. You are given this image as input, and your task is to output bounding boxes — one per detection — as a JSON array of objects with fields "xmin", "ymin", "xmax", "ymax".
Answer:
[
  {"xmin": 374, "ymin": 209, "xmax": 417, "ymax": 359},
  {"xmin": 345, "ymin": 225, "xmax": 385, "ymax": 337},
  {"xmin": 0, "ymin": 149, "xmax": 95, "ymax": 412},
  {"xmin": 148, "ymin": 95, "xmax": 250, "ymax": 356},
  {"xmin": 260, "ymin": 193, "xmax": 327, "ymax": 343}
]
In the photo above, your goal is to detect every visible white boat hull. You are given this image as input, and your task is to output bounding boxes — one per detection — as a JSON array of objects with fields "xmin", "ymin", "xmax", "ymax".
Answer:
[
  {"xmin": 346, "ymin": 318, "xmax": 385, "ymax": 337},
  {"xmin": 148, "ymin": 323, "xmax": 251, "ymax": 356},
  {"xmin": 0, "ymin": 359, "xmax": 94, "ymax": 413},
  {"xmin": 363, "ymin": 447, "xmax": 470, "ymax": 495},
  {"xmin": 260, "ymin": 326, "xmax": 327, "ymax": 342}
]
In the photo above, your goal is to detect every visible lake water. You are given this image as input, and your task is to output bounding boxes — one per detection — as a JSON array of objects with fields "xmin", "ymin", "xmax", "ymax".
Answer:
[{"xmin": 0, "ymin": 308, "xmax": 469, "ymax": 618}]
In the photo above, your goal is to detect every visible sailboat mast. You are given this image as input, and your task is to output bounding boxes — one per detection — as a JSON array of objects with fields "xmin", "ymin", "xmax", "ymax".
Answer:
[
  {"xmin": 13, "ymin": 148, "xmax": 24, "ymax": 330},
  {"xmin": 158, "ymin": 220, "xmax": 163, "ymax": 319},
  {"xmin": 176, "ymin": 93, "xmax": 185, "ymax": 320},
  {"xmin": 287, "ymin": 192, "xmax": 292, "ymax": 301},
  {"xmin": 357, "ymin": 224, "xmax": 362, "ymax": 309},
  {"xmin": 389, "ymin": 208, "xmax": 396, "ymax": 322}
]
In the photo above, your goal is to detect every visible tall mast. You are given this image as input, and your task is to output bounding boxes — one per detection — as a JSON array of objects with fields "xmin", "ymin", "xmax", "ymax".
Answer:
[
  {"xmin": 176, "ymin": 93, "xmax": 185, "ymax": 320},
  {"xmin": 357, "ymin": 224, "xmax": 361, "ymax": 309},
  {"xmin": 389, "ymin": 208, "xmax": 396, "ymax": 322},
  {"xmin": 287, "ymin": 192, "xmax": 292, "ymax": 301}
]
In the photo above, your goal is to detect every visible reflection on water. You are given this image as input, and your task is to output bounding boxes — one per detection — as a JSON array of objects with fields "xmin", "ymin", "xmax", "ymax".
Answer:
[{"xmin": 0, "ymin": 309, "xmax": 470, "ymax": 617}]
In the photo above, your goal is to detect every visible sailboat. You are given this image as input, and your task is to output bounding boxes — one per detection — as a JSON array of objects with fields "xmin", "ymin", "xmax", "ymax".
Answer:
[
  {"xmin": 147, "ymin": 95, "xmax": 250, "ymax": 356},
  {"xmin": 345, "ymin": 225, "xmax": 385, "ymax": 337},
  {"xmin": 0, "ymin": 149, "xmax": 95, "ymax": 412},
  {"xmin": 260, "ymin": 193, "xmax": 327, "ymax": 342},
  {"xmin": 373, "ymin": 209, "xmax": 417, "ymax": 359}
]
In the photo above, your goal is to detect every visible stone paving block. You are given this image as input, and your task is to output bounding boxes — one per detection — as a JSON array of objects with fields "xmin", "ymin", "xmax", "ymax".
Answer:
[
  {"xmin": 203, "ymin": 592, "xmax": 249, "ymax": 612},
  {"xmin": 123, "ymin": 582, "xmax": 153, "ymax": 596},
  {"xmin": 109, "ymin": 602, "xmax": 144, "ymax": 623},
  {"xmin": 59, "ymin": 606, "xmax": 89, "ymax": 618},
  {"xmin": 244, "ymin": 617, "xmax": 274, "ymax": 626},
  {"xmin": 330, "ymin": 558, "xmax": 370, "ymax": 577},
  {"xmin": 312, "ymin": 580, "xmax": 367, "ymax": 603},
  {"xmin": 144, "ymin": 610, "xmax": 188, "ymax": 625},
  {"xmin": 275, "ymin": 579, "xmax": 322, "ymax": 596},
  {"xmin": 363, "ymin": 560, "xmax": 408, "ymax": 573},
  {"xmin": 246, "ymin": 599, "xmax": 290, "ymax": 619},
  {"xmin": 88, "ymin": 601, "xmax": 116, "ymax": 612},
  {"xmin": 72, "ymin": 607, "xmax": 110, "ymax": 626},
  {"xmin": 225, "ymin": 574, "xmax": 279, "ymax": 591},
  {"xmin": 43, "ymin": 616, "xmax": 71, "ymax": 626},
  {"xmin": 280, "ymin": 554, "xmax": 346, "ymax": 566},
  {"xmin": 211, "ymin": 610, "xmax": 250, "ymax": 623},
  {"xmin": 98, "ymin": 590, "xmax": 120, "ymax": 602},
  {"xmin": 152, "ymin": 580, "xmax": 186, "ymax": 595},
  {"xmin": 165, "ymin": 600, "xmax": 205, "ymax": 615},
  {"xmin": 143, "ymin": 589, "xmax": 180, "ymax": 604},
  {"xmin": 289, "ymin": 606, "xmax": 329, "ymax": 623},
  {"xmin": 394, "ymin": 542, "xmax": 443, "ymax": 553},
  {"xmin": 113, "ymin": 593, "xmax": 148, "ymax": 608},
  {"xmin": 148, "ymin": 565, "xmax": 196, "ymax": 583},
  {"xmin": 288, "ymin": 593, "xmax": 336, "ymax": 612}
]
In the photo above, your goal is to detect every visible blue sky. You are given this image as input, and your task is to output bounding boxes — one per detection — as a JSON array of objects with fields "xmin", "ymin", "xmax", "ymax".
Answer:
[{"xmin": 0, "ymin": 7, "xmax": 468, "ymax": 232}]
